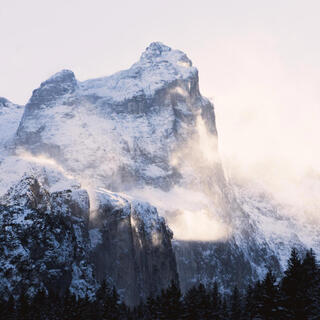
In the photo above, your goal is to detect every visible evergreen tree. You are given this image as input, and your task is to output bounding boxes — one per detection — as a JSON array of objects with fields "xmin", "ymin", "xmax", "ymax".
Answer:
[
  {"xmin": 76, "ymin": 294, "xmax": 95, "ymax": 320},
  {"xmin": 0, "ymin": 297, "xmax": 8, "ymax": 320},
  {"xmin": 47, "ymin": 288, "xmax": 62, "ymax": 320},
  {"xmin": 96, "ymin": 279, "xmax": 108, "ymax": 302},
  {"xmin": 133, "ymin": 302, "xmax": 147, "ymax": 320},
  {"xmin": 301, "ymin": 249, "xmax": 320, "ymax": 319},
  {"xmin": 146, "ymin": 295, "xmax": 158, "ymax": 320},
  {"xmin": 95, "ymin": 279, "xmax": 108, "ymax": 317},
  {"xmin": 259, "ymin": 270, "xmax": 280, "ymax": 319},
  {"xmin": 230, "ymin": 286, "xmax": 242, "ymax": 320},
  {"xmin": 220, "ymin": 296, "xmax": 229, "ymax": 320},
  {"xmin": 242, "ymin": 284, "xmax": 254, "ymax": 320},
  {"xmin": 102, "ymin": 286, "xmax": 121, "ymax": 320},
  {"xmin": 62, "ymin": 289, "xmax": 78, "ymax": 320},
  {"xmin": 29, "ymin": 289, "xmax": 47, "ymax": 320},
  {"xmin": 158, "ymin": 280, "xmax": 182, "ymax": 320},
  {"xmin": 17, "ymin": 289, "xmax": 30, "ymax": 320},
  {"xmin": 280, "ymin": 247, "xmax": 304, "ymax": 319},
  {"xmin": 183, "ymin": 283, "xmax": 214, "ymax": 319},
  {"xmin": 0, "ymin": 294, "xmax": 16, "ymax": 320},
  {"xmin": 197, "ymin": 283, "xmax": 211, "ymax": 320},
  {"xmin": 210, "ymin": 281, "xmax": 222, "ymax": 319},
  {"xmin": 183, "ymin": 285, "xmax": 200, "ymax": 320},
  {"xmin": 251, "ymin": 280, "xmax": 264, "ymax": 319}
]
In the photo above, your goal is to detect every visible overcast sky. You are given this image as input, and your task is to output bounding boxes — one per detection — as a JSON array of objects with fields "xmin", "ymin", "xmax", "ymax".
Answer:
[{"xmin": 1, "ymin": 0, "xmax": 320, "ymax": 196}]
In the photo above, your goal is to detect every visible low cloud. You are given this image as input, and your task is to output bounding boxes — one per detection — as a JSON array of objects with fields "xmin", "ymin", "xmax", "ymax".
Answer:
[{"xmin": 129, "ymin": 186, "xmax": 231, "ymax": 242}]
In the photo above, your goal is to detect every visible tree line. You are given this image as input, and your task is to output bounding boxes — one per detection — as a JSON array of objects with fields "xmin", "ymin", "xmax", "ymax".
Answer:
[{"xmin": 1, "ymin": 248, "xmax": 320, "ymax": 319}]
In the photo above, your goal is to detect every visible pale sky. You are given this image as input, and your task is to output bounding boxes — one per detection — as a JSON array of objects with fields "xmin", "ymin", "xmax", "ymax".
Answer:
[{"xmin": 1, "ymin": 0, "xmax": 320, "ymax": 202}]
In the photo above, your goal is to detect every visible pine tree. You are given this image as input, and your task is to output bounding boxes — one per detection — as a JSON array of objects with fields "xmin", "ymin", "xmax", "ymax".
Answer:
[
  {"xmin": 230, "ymin": 286, "xmax": 242, "ymax": 320},
  {"xmin": 210, "ymin": 281, "xmax": 222, "ymax": 319},
  {"xmin": 158, "ymin": 280, "xmax": 182, "ymax": 320},
  {"xmin": 96, "ymin": 279, "xmax": 109, "ymax": 318},
  {"xmin": 146, "ymin": 295, "xmax": 158, "ymax": 320},
  {"xmin": 0, "ymin": 294, "xmax": 16, "ymax": 320},
  {"xmin": 197, "ymin": 283, "xmax": 211, "ymax": 320},
  {"xmin": 0, "ymin": 297, "xmax": 7, "ymax": 320},
  {"xmin": 96, "ymin": 279, "xmax": 108, "ymax": 302},
  {"xmin": 220, "ymin": 296, "xmax": 229, "ymax": 320},
  {"xmin": 183, "ymin": 283, "xmax": 215, "ymax": 319},
  {"xmin": 29, "ymin": 289, "xmax": 47, "ymax": 320},
  {"xmin": 62, "ymin": 289, "xmax": 78, "ymax": 320},
  {"xmin": 259, "ymin": 270, "xmax": 280, "ymax": 319},
  {"xmin": 280, "ymin": 247, "xmax": 304, "ymax": 319},
  {"xmin": 48, "ymin": 288, "xmax": 62, "ymax": 319},
  {"xmin": 301, "ymin": 249, "xmax": 320, "ymax": 319},
  {"xmin": 133, "ymin": 302, "xmax": 146, "ymax": 320},
  {"xmin": 183, "ymin": 286, "xmax": 200, "ymax": 320},
  {"xmin": 102, "ymin": 286, "xmax": 121, "ymax": 320},
  {"xmin": 17, "ymin": 289, "xmax": 30, "ymax": 320},
  {"xmin": 76, "ymin": 294, "xmax": 95, "ymax": 320},
  {"xmin": 242, "ymin": 284, "xmax": 254, "ymax": 319}
]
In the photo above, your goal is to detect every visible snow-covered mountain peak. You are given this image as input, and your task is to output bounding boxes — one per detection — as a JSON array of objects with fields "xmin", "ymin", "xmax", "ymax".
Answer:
[
  {"xmin": 45, "ymin": 69, "xmax": 76, "ymax": 85},
  {"xmin": 141, "ymin": 42, "xmax": 172, "ymax": 58},
  {"xmin": 79, "ymin": 42, "xmax": 197, "ymax": 101},
  {"xmin": 0, "ymin": 97, "xmax": 19, "ymax": 109},
  {"xmin": 0, "ymin": 97, "xmax": 10, "ymax": 107},
  {"xmin": 27, "ymin": 69, "xmax": 77, "ymax": 108},
  {"xmin": 139, "ymin": 41, "xmax": 193, "ymax": 68},
  {"xmin": 13, "ymin": 42, "xmax": 215, "ymax": 194}
]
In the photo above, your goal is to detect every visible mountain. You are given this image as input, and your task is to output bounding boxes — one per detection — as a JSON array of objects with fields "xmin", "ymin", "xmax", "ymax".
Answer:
[
  {"xmin": 15, "ymin": 42, "xmax": 218, "ymax": 192},
  {"xmin": 0, "ymin": 42, "xmax": 319, "ymax": 304}
]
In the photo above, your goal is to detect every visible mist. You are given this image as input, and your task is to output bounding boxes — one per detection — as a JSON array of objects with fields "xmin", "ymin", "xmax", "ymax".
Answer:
[
  {"xmin": 129, "ymin": 186, "xmax": 231, "ymax": 242},
  {"xmin": 213, "ymin": 44, "xmax": 320, "ymax": 223}
]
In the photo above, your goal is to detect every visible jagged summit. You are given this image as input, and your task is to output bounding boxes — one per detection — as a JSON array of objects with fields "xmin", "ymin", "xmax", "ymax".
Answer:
[
  {"xmin": 139, "ymin": 41, "xmax": 192, "ymax": 68},
  {"xmin": 43, "ymin": 69, "xmax": 77, "ymax": 91},
  {"xmin": 27, "ymin": 69, "xmax": 77, "ymax": 108},
  {"xmin": 20, "ymin": 43, "xmax": 196, "ymax": 104},
  {"xmin": 47, "ymin": 69, "xmax": 75, "ymax": 81},
  {"xmin": 0, "ymin": 97, "xmax": 22, "ymax": 108},
  {"xmin": 141, "ymin": 42, "xmax": 172, "ymax": 59},
  {"xmin": 37, "ymin": 69, "xmax": 77, "ymax": 93},
  {"xmin": 0, "ymin": 97, "xmax": 10, "ymax": 106},
  {"xmin": 79, "ymin": 42, "xmax": 197, "ymax": 101}
]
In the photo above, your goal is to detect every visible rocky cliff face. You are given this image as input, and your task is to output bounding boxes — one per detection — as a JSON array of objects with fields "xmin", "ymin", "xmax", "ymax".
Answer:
[
  {"xmin": 90, "ymin": 189, "xmax": 177, "ymax": 305},
  {"xmin": 0, "ymin": 42, "xmax": 319, "ymax": 302},
  {"xmin": 0, "ymin": 174, "xmax": 96, "ymax": 299},
  {"xmin": 0, "ymin": 170, "xmax": 177, "ymax": 305}
]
